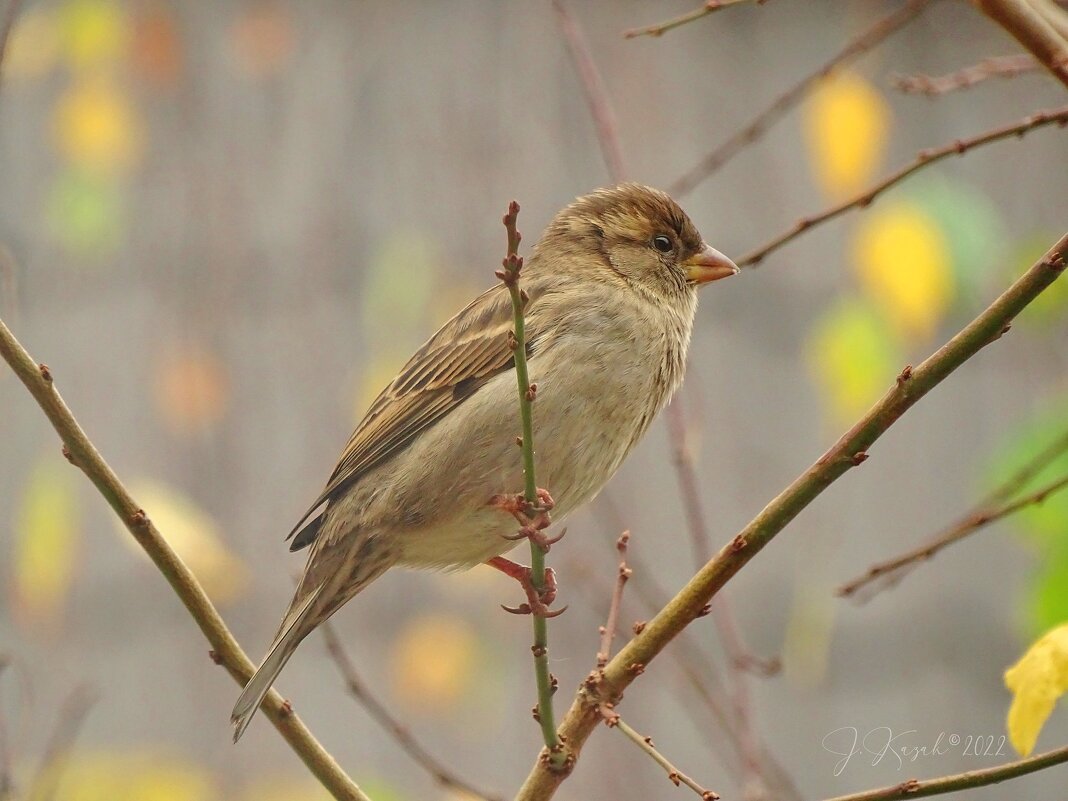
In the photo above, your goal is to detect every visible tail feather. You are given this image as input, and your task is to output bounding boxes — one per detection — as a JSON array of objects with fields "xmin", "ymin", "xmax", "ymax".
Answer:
[{"xmin": 231, "ymin": 588, "xmax": 321, "ymax": 742}]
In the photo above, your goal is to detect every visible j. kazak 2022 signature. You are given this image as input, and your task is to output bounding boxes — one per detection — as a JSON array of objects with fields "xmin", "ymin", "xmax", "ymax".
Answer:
[{"xmin": 822, "ymin": 727, "xmax": 1008, "ymax": 776}]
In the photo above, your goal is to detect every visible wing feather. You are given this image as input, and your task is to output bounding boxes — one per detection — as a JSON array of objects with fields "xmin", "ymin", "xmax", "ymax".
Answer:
[{"xmin": 287, "ymin": 280, "xmax": 546, "ymax": 548}]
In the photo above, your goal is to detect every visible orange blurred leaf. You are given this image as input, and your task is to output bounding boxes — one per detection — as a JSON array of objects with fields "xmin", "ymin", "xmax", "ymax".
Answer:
[
  {"xmin": 231, "ymin": 3, "xmax": 294, "ymax": 78},
  {"xmin": 154, "ymin": 343, "xmax": 231, "ymax": 435},
  {"xmin": 132, "ymin": 4, "xmax": 183, "ymax": 89},
  {"xmin": 390, "ymin": 614, "xmax": 479, "ymax": 714}
]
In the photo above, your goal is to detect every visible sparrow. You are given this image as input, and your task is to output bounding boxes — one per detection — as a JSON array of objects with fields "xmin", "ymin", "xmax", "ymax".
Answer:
[{"xmin": 231, "ymin": 183, "xmax": 738, "ymax": 741}]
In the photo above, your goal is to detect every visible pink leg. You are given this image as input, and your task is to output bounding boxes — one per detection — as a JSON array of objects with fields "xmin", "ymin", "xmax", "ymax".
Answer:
[{"xmin": 485, "ymin": 557, "xmax": 564, "ymax": 617}]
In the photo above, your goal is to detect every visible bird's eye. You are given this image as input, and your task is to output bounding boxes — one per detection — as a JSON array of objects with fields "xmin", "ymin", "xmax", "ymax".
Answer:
[{"xmin": 652, "ymin": 235, "xmax": 673, "ymax": 253}]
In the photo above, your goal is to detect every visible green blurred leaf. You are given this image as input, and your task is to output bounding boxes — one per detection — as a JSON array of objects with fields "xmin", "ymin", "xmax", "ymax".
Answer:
[
  {"xmin": 1030, "ymin": 556, "xmax": 1068, "ymax": 636},
  {"xmin": 805, "ymin": 296, "xmax": 902, "ymax": 425},
  {"xmin": 912, "ymin": 178, "xmax": 1007, "ymax": 303},
  {"xmin": 45, "ymin": 168, "xmax": 125, "ymax": 260}
]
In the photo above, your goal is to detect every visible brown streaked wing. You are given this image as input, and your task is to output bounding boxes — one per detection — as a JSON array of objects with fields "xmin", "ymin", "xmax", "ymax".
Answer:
[{"xmin": 286, "ymin": 280, "xmax": 544, "ymax": 547}]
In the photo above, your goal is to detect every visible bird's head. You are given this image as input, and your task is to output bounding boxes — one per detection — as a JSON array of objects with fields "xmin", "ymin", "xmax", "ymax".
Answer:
[{"xmin": 534, "ymin": 183, "xmax": 738, "ymax": 299}]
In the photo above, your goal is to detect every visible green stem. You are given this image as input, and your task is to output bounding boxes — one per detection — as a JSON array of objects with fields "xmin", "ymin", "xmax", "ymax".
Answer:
[{"xmin": 501, "ymin": 203, "xmax": 565, "ymax": 765}]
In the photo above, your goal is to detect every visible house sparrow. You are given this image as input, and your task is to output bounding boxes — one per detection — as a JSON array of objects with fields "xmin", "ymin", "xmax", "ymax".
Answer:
[{"xmin": 231, "ymin": 183, "xmax": 737, "ymax": 741}]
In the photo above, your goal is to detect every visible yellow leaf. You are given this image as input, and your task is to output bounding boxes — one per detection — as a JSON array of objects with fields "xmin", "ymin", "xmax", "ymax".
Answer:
[
  {"xmin": 58, "ymin": 0, "xmax": 129, "ymax": 69},
  {"xmin": 45, "ymin": 751, "xmax": 215, "ymax": 801},
  {"xmin": 11, "ymin": 456, "xmax": 80, "ymax": 631},
  {"xmin": 241, "ymin": 776, "xmax": 332, "ymax": 801},
  {"xmin": 117, "ymin": 481, "xmax": 248, "ymax": 604},
  {"xmin": 803, "ymin": 70, "xmax": 890, "ymax": 199},
  {"xmin": 353, "ymin": 353, "xmax": 407, "ymax": 424},
  {"xmin": 1005, "ymin": 623, "xmax": 1068, "ymax": 756},
  {"xmin": 4, "ymin": 8, "xmax": 62, "ymax": 79},
  {"xmin": 805, "ymin": 298, "xmax": 900, "ymax": 425},
  {"xmin": 54, "ymin": 77, "xmax": 144, "ymax": 175},
  {"xmin": 853, "ymin": 202, "xmax": 955, "ymax": 340},
  {"xmin": 154, "ymin": 343, "xmax": 230, "ymax": 435},
  {"xmin": 391, "ymin": 614, "xmax": 478, "ymax": 713}
]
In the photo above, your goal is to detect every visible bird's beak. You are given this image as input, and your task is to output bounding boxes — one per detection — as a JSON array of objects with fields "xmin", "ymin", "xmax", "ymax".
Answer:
[{"xmin": 683, "ymin": 244, "xmax": 739, "ymax": 285}]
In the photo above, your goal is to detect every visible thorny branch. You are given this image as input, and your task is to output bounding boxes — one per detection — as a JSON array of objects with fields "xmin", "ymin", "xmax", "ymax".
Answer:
[
  {"xmin": 623, "ymin": 0, "xmax": 767, "ymax": 39},
  {"xmin": 892, "ymin": 54, "xmax": 1041, "ymax": 95},
  {"xmin": 839, "ymin": 471, "xmax": 1068, "ymax": 600},
  {"xmin": 670, "ymin": 0, "xmax": 935, "ymax": 198},
  {"xmin": 819, "ymin": 742, "xmax": 1068, "ymax": 801},
  {"xmin": 320, "ymin": 623, "xmax": 502, "ymax": 801},
  {"xmin": 596, "ymin": 532, "xmax": 631, "ymax": 668},
  {"xmin": 737, "ymin": 104, "xmax": 1068, "ymax": 268},
  {"xmin": 515, "ymin": 235, "xmax": 1068, "ymax": 801},
  {"xmin": 0, "ymin": 318, "xmax": 372, "ymax": 801},
  {"xmin": 599, "ymin": 705, "xmax": 720, "ymax": 800},
  {"xmin": 495, "ymin": 202, "xmax": 567, "ymax": 767}
]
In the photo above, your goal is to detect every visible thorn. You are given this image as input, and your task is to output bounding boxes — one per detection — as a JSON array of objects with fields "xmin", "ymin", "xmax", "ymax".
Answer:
[
  {"xmin": 208, "ymin": 650, "xmax": 223, "ymax": 665},
  {"xmin": 61, "ymin": 444, "xmax": 75, "ymax": 464},
  {"xmin": 531, "ymin": 644, "xmax": 547, "ymax": 658},
  {"xmin": 516, "ymin": 436, "xmax": 523, "ymax": 447},
  {"xmin": 896, "ymin": 364, "xmax": 913, "ymax": 385},
  {"xmin": 668, "ymin": 771, "xmax": 681, "ymax": 786},
  {"xmin": 632, "ymin": 620, "xmax": 646, "ymax": 635},
  {"xmin": 730, "ymin": 535, "xmax": 747, "ymax": 552},
  {"xmin": 628, "ymin": 662, "xmax": 645, "ymax": 676},
  {"xmin": 526, "ymin": 383, "xmax": 538, "ymax": 402},
  {"xmin": 850, "ymin": 451, "xmax": 869, "ymax": 466},
  {"xmin": 280, "ymin": 699, "xmax": 294, "ymax": 717},
  {"xmin": 696, "ymin": 603, "xmax": 712, "ymax": 618},
  {"xmin": 550, "ymin": 673, "xmax": 559, "ymax": 693},
  {"xmin": 508, "ymin": 330, "xmax": 519, "ymax": 350},
  {"xmin": 129, "ymin": 508, "xmax": 148, "ymax": 526},
  {"xmin": 38, "ymin": 363, "xmax": 52, "ymax": 382},
  {"xmin": 532, "ymin": 704, "xmax": 541, "ymax": 722}
]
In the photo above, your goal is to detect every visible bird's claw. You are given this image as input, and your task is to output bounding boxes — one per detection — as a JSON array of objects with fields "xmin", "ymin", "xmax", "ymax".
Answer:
[{"xmin": 496, "ymin": 564, "xmax": 566, "ymax": 618}]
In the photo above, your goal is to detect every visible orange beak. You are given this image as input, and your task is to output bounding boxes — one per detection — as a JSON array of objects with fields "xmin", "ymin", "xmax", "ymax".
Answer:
[{"xmin": 683, "ymin": 243, "xmax": 739, "ymax": 285}]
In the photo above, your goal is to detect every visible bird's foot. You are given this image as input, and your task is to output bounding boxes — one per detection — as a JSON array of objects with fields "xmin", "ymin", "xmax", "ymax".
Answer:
[
  {"xmin": 488, "ymin": 488, "xmax": 561, "ymax": 553},
  {"xmin": 487, "ymin": 557, "xmax": 567, "ymax": 618}
]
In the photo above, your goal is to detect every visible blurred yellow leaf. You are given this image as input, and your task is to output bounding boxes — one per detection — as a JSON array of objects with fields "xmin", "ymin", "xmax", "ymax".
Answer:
[
  {"xmin": 1005, "ymin": 623, "xmax": 1068, "ymax": 756},
  {"xmin": 852, "ymin": 202, "xmax": 954, "ymax": 340},
  {"xmin": 391, "ymin": 614, "xmax": 478, "ymax": 713},
  {"xmin": 5, "ymin": 8, "xmax": 62, "ymax": 79},
  {"xmin": 805, "ymin": 297, "xmax": 900, "ymax": 425},
  {"xmin": 154, "ymin": 343, "xmax": 231, "ymax": 435},
  {"xmin": 363, "ymin": 232, "xmax": 438, "ymax": 336},
  {"xmin": 43, "ymin": 751, "xmax": 215, "ymax": 801},
  {"xmin": 45, "ymin": 168, "xmax": 125, "ymax": 260},
  {"xmin": 231, "ymin": 3, "xmax": 294, "ymax": 78},
  {"xmin": 58, "ymin": 0, "xmax": 129, "ymax": 69},
  {"xmin": 117, "ymin": 481, "xmax": 248, "ymax": 604},
  {"xmin": 241, "ymin": 776, "xmax": 332, "ymax": 801},
  {"xmin": 804, "ymin": 70, "xmax": 890, "ymax": 199},
  {"xmin": 11, "ymin": 456, "xmax": 80, "ymax": 631},
  {"xmin": 54, "ymin": 77, "xmax": 144, "ymax": 174}
]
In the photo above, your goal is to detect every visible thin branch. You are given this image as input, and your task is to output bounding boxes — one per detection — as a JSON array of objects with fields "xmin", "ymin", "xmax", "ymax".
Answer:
[
  {"xmin": 599, "ymin": 706, "xmax": 719, "ymax": 800},
  {"xmin": 974, "ymin": 0, "xmax": 1068, "ymax": 89},
  {"xmin": 839, "ymin": 470, "xmax": 1068, "ymax": 599},
  {"xmin": 891, "ymin": 54, "xmax": 1041, "ymax": 95},
  {"xmin": 670, "ymin": 0, "xmax": 934, "ymax": 198},
  {"xmin": 664, "ymin": 395, "xmax": 776, "ymax": 798},
  {"xmin": 596, "ymin": 532, "xmax": 631, "ymax": 668},
  {"xmin": 623, "ymin": 0, "xmax": 766, "ymax": 39},
  {"xmin": 553, "ymin": 1, "xmax": 627, "ymax": 183},
  {"xmin": 0, "ymin": 320, "xmax": 371, "ymax": 801},
  {"xmin": 496, "ymin": 203, "xmax": 567, "ymax": 766},
  {"xmin": 320, "ymin": 623, "xmax": 502, "ymax": 801},
  {"xmin": 738, "ymin": 104, "xmax": 1068, "ymax": 268},
  {"xmin": 820, "ymin": 742, "xmax": 1068, "ymax": 801},
  {"xmin": 515, "ymin": 235, "xmax": 1068, "ymax": 801},
  {"xmin": 24, "ymin": 685, "xmax": 96, "ymax": 801}
]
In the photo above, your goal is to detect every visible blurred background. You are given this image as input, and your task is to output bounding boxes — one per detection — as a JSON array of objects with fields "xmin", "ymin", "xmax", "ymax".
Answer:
[{"xmin": 2, "ymin": 1, "xmax": 1068, "ymax": 799}]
